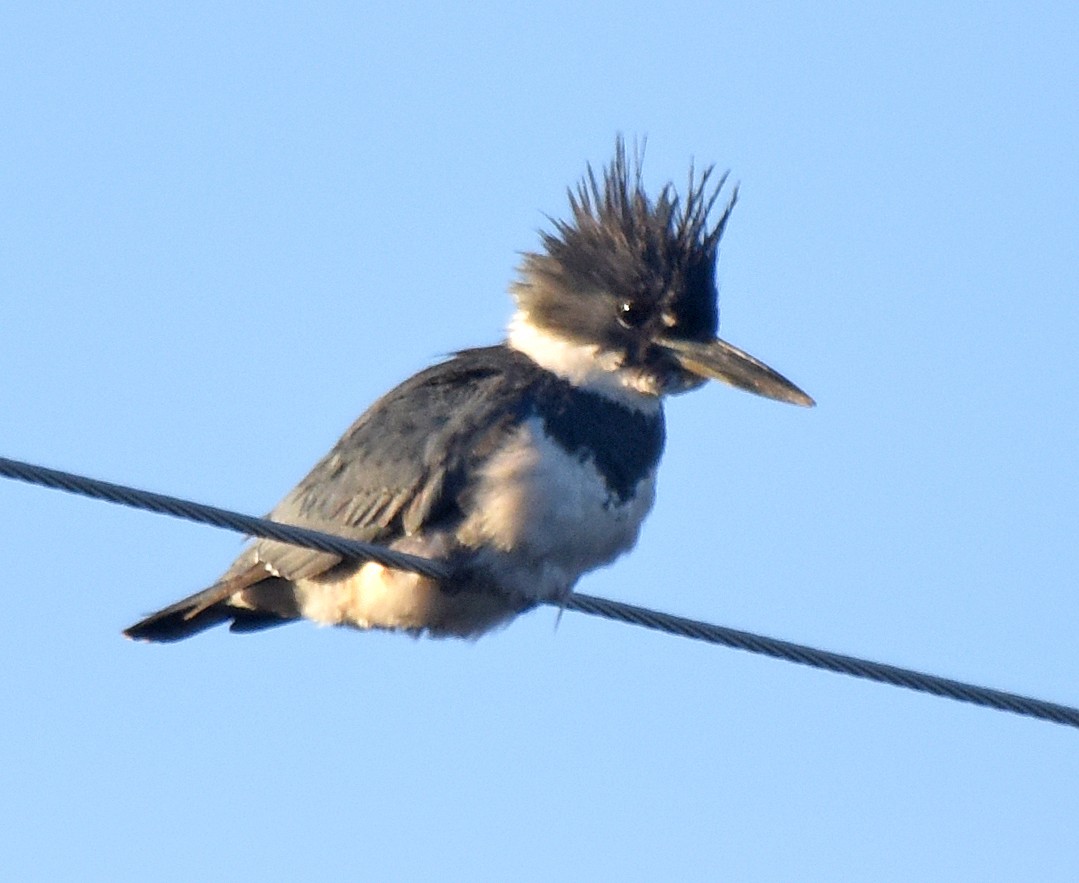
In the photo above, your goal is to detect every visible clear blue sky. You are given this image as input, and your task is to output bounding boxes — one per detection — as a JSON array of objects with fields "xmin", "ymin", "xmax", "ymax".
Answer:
[{"xmin": 2, "ymin": 4, "xmax": 1078, "ymax": 881}]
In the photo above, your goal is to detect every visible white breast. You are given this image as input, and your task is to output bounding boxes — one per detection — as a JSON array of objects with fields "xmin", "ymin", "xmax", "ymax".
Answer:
[{"xmin": 456, "ymin": 416, "xmax": 657, "ymax": 602}]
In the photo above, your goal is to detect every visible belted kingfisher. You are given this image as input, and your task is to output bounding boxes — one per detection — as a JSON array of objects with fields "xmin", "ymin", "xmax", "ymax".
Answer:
[{"xmin": 125, "ymin": 139, "xmax": 813, "ymax": 643}]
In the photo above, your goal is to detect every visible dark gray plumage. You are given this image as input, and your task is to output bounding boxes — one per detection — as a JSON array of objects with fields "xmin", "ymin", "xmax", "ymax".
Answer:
[{"xmin": 513, "ymin": 142, "xmax": 732, "ymax": 369}]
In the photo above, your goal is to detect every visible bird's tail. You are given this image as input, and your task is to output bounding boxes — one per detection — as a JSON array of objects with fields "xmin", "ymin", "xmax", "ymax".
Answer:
[{"xmin": 124, "ymin": 575, "xmax": 300, "ymax": 642}]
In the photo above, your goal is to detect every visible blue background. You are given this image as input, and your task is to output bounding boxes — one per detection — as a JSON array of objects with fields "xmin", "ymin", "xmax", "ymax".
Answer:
[{"xmin": 2, "ymin": 4, "xmax": 1077, "ymax": 880}]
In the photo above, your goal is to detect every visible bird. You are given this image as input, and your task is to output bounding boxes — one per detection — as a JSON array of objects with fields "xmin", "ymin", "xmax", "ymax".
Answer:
[{"xmin": 125, "ymin": 139, "xmax": 813, "ymax": 643}]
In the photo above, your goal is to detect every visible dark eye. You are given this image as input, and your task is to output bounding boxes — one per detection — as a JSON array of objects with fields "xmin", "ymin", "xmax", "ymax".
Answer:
[{"xmin": 617, "ymin": 301, "xmax": 648, "ymax": 328}]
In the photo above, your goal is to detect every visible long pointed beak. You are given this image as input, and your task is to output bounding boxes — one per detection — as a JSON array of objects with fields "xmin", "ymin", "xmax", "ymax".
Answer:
[{"xmin": 660, "ymin": 336, "xmax": 815, "ymax": 407}]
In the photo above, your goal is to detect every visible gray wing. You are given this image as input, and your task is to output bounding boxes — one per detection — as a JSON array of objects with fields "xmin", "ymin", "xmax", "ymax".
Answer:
[{"xmin": 229, "ymin": 347, "xmax": 536, "ymax": 582}]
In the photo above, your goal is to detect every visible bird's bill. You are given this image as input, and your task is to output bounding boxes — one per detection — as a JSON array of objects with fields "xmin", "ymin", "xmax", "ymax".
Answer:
[{"xmin": 660, "ymin": 336, "xmax": 815, "ymax": 406}]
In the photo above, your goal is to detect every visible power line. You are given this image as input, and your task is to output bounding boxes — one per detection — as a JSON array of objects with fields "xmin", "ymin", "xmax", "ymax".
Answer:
[
  {"xmin": 562, "ymin": 593, "xmax": 1079, "ymax": 727},
  {"xmin": 0, "ymin": 455, "xmax": 445, "ymax": 579},
  {"xmin": 2, "ymin": 454, "xmax": 1077, "ymax": 730}
]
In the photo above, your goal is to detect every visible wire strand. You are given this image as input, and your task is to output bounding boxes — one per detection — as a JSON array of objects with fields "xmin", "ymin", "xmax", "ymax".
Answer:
[
  {"xmin": 0, "ymin": 456, "xmax": 447, "ymax": 580},
  {"xmin": 562, "ymin": 592, "xmax": 1079, "ymax": 727},
  {"xmin": 2, "ymin": 454, "xmax": 1076, "ymax": 730}
]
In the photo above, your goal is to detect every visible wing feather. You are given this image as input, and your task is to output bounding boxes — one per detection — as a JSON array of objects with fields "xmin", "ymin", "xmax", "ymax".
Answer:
[{"xmin": 246, "ymin": 347, "xmax": 534, "ymax": 582}]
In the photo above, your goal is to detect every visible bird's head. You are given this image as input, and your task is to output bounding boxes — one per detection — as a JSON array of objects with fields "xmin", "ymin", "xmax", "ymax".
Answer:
[{"xmin": 509, "ymin": 139, "xmax": 813, "ymax": 407}]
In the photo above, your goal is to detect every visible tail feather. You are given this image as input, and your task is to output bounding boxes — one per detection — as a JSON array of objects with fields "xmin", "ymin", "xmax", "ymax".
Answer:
[
  {"xmin": 124, "ymin": 574, "xmax": 301, "ymax": 643},
  {"xmin": 124, "ymin": 584, "xmax": 239, "ymax": 642}
]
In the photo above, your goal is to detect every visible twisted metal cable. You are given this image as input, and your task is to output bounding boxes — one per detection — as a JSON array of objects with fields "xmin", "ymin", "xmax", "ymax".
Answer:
[
  {"xmin": 0, "ymin": 456, "xmax": 447, "ymax": 580},
  {"xmin": 2, "ymin": 454, "xmax": 1077, "ymax": 730},
  {"xmin": 562, "ymin": 592, "xmax": 1079, "ymax": 727}
]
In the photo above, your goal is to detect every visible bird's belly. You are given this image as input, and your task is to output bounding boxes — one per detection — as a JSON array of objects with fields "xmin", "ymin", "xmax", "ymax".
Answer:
[
  {"xmin": 456, "ymin": 418, "xmax": 657, "ymax": 601},
  {"xmin": 295, "ymin": 562, "xmax": 525, "ymax": 639}
]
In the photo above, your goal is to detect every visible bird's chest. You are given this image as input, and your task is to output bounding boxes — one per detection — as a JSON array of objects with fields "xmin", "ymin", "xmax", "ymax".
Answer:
[{"xmin": 457, "ymin": 416, "xmax": 659, "ymax": 582}]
